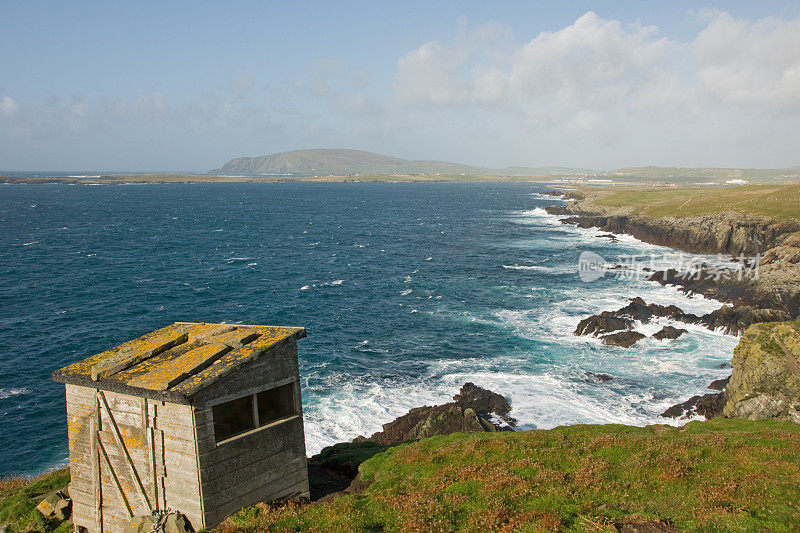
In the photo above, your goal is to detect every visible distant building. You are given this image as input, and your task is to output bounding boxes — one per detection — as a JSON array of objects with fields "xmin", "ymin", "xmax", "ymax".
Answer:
[
  {"xmin": 53, "ymin": 322, "xmax": 309, "ymax": 532},
  {"xmin": 725, "ymin": 179, "xmax": 750, "ymax": 185}
]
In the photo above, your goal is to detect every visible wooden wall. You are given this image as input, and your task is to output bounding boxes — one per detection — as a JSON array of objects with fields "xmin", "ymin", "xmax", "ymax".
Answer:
[
  {"xmin": 192, "ymin": 341, "xmax": 310, "ymax": 527},
  {"xmin": 66, "ymin": 385, "xmax": 204, "ymax": 532}
]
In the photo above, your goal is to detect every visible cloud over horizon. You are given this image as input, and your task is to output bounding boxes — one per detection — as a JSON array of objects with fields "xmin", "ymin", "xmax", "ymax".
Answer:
[{"xmin": 2, "ymin": 7, "xmax": 800, "ymax": 170}]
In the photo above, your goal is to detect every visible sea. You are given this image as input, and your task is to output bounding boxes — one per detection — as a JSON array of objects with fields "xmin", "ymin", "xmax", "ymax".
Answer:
[{"xmin": 0, "ymin": 181, "xmax": 736, "ymax": 476}]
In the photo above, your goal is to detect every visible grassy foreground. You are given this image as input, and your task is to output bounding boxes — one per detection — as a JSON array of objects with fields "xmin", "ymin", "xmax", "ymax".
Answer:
[
  {"xmin": 0, "ymin": 468, "xmax": 70, "ymax": 533},
  {"xmin": 588, "ymin": 184, "xmax": 800, "ymax": 220},
  {"xmin": 222, "ymin": 418, "xmax": 800, "ymax": 532}
]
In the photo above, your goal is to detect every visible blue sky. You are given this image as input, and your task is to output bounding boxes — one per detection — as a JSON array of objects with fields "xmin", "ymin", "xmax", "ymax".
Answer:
[{"xmin": 2, "ymin": 1, "xmax": 800, "ymax": 171}]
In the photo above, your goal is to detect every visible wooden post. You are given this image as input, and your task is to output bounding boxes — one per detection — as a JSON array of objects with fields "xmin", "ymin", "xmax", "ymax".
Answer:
[
  {"xmin": 97, "ymin": 391, "xmax": 153, "ymax": 513},
  {"xmin": 145, "ymin": 399, "xmax": 160, "ymax": 512},
  {"xmin": 97, "ymin": 439, "xmax": 134, "ymax": 518},
  {"xmin": 92, "ymin": 392, "xmax": 103, "ymax": 533}
]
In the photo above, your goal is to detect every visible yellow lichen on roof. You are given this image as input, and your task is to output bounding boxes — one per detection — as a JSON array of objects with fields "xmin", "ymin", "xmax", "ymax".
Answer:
[
  {"xmin": 170, "ymin": 326, "xmax": 303, "ymax": 396},
  {"xmin": 57, "ymin": 323, "xmax": 191, "ymax": 377},
  {"xmin": 128, "ymin": 342, "xmax": 232, "ymax": 391},
  {"xmin": 54, "ymin": 322, "xmax": 306, "ymax": 399}
]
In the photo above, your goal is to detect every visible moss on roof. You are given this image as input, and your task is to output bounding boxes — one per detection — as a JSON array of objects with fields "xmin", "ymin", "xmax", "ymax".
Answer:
[{"xmin": 52, "ymin": 322, "xmax": 306, "ymax": 403}]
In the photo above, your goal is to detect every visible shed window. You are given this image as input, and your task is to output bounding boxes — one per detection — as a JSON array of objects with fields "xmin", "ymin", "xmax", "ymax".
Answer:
[
  {"xmin": 212, "ymin": 395, "xmax": 255, "ymax": 442},
  {"xmin": 212, "ymin": 382, "xmax": 297, "ymax": 443},
  {"xmin": 257, "ymin": 383, "xmax": 296, "ymax": 426}
]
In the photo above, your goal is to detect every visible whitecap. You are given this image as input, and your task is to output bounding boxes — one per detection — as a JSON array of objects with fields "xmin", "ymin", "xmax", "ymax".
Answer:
[{"xmin": 0, "ymin": 387, "xmax": 31, "ymax": 400}]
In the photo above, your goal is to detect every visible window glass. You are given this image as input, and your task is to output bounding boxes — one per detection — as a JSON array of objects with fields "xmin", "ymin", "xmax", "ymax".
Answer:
[
  {"xmin": 257, "ymin": 383, "xmax": 296, "ymax": 426},
  {"xmin": 212, "ymin": 395, "xmax": 255, "ymax": 442}
]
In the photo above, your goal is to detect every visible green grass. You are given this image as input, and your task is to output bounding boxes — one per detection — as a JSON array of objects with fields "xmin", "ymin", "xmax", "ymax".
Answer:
[
  {"xmin": 222, "ymin": 419, "xmax": 800, "ymax": 532},
  {"xmin": 0, "ymin": 468, "xmax": 70, "ymax": 533},
  {"xmin": 590, "ymin": 184, "xmax": 800, "ymax": 220}
]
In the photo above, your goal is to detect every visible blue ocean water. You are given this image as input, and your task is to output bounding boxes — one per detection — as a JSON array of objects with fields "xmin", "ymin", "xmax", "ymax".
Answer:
[{"xmin": 0, "ymin": 182, "xmax": 735, "ymax": 476}]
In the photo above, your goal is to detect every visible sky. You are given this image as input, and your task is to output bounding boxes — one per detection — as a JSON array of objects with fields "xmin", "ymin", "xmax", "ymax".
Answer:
[{"xmin": 2, "ymin": 1, "xmax": 800, "ymax": 171}]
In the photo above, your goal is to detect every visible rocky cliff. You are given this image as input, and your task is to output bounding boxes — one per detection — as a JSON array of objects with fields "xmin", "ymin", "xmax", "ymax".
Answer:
[
  {"xmin": 548, "ymin": 190, "xmax": 800, "ymax": 319},
  {"xmin": 722, "ymin": 320, "xmax": 800, "ymax": 421}
]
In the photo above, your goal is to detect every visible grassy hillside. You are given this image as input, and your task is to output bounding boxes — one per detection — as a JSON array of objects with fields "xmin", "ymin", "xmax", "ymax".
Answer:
[
  {"xmin": 590, "ymin": 184, "xmax": 800, "ymax": 220},
  {"xmin": 0, "ymin": 468, "xmax": 70, "ymax": 533},
  {"xmin": 610, "ymin": 166, "xmax": 800, "ymax": 184},
  {"xmin": 223, "ymin": 419, "xmax": 800, "ymax": 532}
]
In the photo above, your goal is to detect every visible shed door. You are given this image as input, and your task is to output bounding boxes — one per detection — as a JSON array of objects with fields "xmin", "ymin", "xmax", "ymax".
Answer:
[{"xmin": 90, "ymin": 390, "xmax": 160, "ymax": 532}]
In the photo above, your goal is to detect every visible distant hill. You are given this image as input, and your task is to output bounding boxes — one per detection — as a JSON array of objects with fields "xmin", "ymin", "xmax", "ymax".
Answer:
[
  {"xmin": 212, "ymin": 149, "xmax": 800, "ymax": 183},
  {"xmin": 212, "ymin": 149, "xmax": 592, "ymax": 177}
]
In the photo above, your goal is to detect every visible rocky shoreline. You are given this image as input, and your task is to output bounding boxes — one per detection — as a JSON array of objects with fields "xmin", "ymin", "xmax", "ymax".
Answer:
[
  {"xmin": 307, "ymin": 383, "xmax": 516, "ymax": 500},
  {"xmin": 546, "ymin": 188, "xmax": 800, "ymax": 423}
]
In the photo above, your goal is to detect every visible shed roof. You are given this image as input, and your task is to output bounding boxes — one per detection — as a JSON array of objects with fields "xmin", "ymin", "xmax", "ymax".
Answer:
[{"xmin": 53, "ymin": 322, "xmax": 306, "ymax": 404}]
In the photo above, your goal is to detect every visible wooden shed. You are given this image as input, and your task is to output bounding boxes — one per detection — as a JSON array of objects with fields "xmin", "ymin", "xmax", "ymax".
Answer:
[{"xmin": 52, "ymin": 322, "xmax": 310, "ymax": 532}]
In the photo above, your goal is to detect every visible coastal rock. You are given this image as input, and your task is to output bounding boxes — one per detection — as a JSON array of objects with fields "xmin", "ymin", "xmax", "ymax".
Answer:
[
  {"xmin": 700, "ymin": 305, "xmax": 791, "ymax": 335},
  {"xmin": 307, "ymin": 441, "xmax": 387, "ymax": 500},
  {"xmin": 708, "ymin": 376, "xmax": 730, "ymax": 391},
  {"xmin": 652, "ymin": 326, "xmax": 687, "ymax": 340},
  {"xmin": 575, "ymin": 298, "xmax": 691, "ymax": 338},
  {"xmin": 661, "ymin": 393, "xmax": 724, "ymax": 420},
  {"xmin": 452, "ymin": 382, "xmax": 512, "ymax": 417},
  {"xmin": 575, "ymin": 314, "xmax": 633, "ymax": 336},
  {"xmin": 358, "ymin": 382, "xmax": 516, "ymax": 446},
  {"xmin": 35, "ymin": 494, "xmax": 60, "ymax": 518},
  {"xmin": 35, "ymin": 489, "xmax": 70, "ymax": 522},
  {"xmin": 123, "ymin": 512, "xmax": 189, "ymax": 533},
  {"xmin": 722, "ymin": 320, "xmax": 800, "ymax": 422},
  {"xmin": 601, "ymin": 331, "xmax": 646, "ymax": 347},
  {"xmin": 585, "ymin": 371, "xmax": 613, "ymax": 383},
  {"xmin": 553, "ymin": 189, "xmax": 800, "ymax": 319}
]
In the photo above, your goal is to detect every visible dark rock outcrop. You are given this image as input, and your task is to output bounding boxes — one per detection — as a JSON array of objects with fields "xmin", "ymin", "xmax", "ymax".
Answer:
[
  {"xmin": 708, "ymin": 376, "xmax": 730, "ymax": 391},
  {"xmin": 309, "ymin": 383, "xmax": 515, "ymax": 501},
  {"xmin": 661, "ymin": 393, "xmax": 725, "ymax": 420},
  {"xmin": 358, "ymin": 383, "xmax": 516, "ymax": 447},
  {"xmin": 307, "ymin": 441, "xmax": 387, "ymax": 500},
  {"xmin": 652, "ymin": 326, "xmax": 688, "ymax": 340},
  {"xmin": 575, "ymin": 297, "xmax": 691, "ymax": 338},
  {"xmin": 699, "ymin": 305, "xmax": 791, "ymax": 335},
  {"xmin": 575, "ymin": 314, "xmax": 633, "ymax": 336},
  {"xmin": 585, "ymin": 372, "xmax": 613, "ymax": 383},
  {"xmin": 602, "ymin": 331, "xmax": 646, "ymax": 347}
]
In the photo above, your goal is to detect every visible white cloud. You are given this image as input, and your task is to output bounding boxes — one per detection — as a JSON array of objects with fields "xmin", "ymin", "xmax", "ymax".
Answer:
[
  {"xmin": 0, "ymin": 96, "xmax": 18, "ymax": 114},
  {"xmin": 395, "ymin": 12, "xmax": 675, "ymax": 117},
  {"xmin": 394, "ymin": 10, "xmax": 800, "ymax": 122},
  {"xmin": 692, "ymin": 11, "xmax": 800, "ymax": 112}
]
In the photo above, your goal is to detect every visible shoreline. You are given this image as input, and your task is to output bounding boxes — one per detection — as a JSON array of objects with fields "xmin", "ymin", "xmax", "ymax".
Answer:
[{"xmin": 545, "ymin": 186, "xmax": 800, "ymax": 421}]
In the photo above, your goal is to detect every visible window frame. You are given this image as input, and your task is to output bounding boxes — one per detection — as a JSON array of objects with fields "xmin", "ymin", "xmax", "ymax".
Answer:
[{"xmin": 210, "ymin": 380, "xmax": 300, "ymax": 446}]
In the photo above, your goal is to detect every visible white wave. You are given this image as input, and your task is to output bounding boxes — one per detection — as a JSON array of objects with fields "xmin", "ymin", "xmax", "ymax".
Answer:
[
  {"xmin": 0, "ymin": 387, "xmax": 31, "ymax": 400},
  {"xmin": 300, "ymin": 279, "xmax": 344, "ymax": 291},
  {"xmin": 21, "ymin": 241, "xmax": 39, "ymax": 246},
  {"xmin": 400, "ymin": 289, "xmax": 412, "ymax": 296},
  {"xmin": 502, "ymin": 264, "xmax": 574, "ymax": 274}
]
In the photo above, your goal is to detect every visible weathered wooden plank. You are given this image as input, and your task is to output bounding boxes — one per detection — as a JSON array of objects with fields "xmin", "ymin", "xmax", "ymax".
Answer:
[
  {"xmin": 201, "ymin": 448, "xmax": 304, "ymax": 497},
  {"xmin": 205, "ymin": 464, "xmax": 308, "ymax": 526},
  {"xmin": 188, "ymin": 323, "xmax": 237, "ymax": 342},
  {"xmin": 91, "ymin": 332, "xmax": 188, "ymax": 381},
  {"xmin": 197, "ymin": 417, "xmax": 304, "ymax": 475},
  {"xmin": 128, "ymin": 343, "xmax": 231, "ymax": 391},
  {"xmin": 191, "ymin": 344, "xmax": 299, "ymax": 407},
  {"xmin": 173, "ymin": 334, "xmax": 302, "ymax": 400},
  {"xmin": 97, "ymin": 439, "xmax": 134, "ymax": 518},
  {"xmin": 98, "ymin": 392, "xmax": 153, "ymax": 513},
  {"xmin": 205, "ymin": 457, "xmax": 305, "ymax": 504}
]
